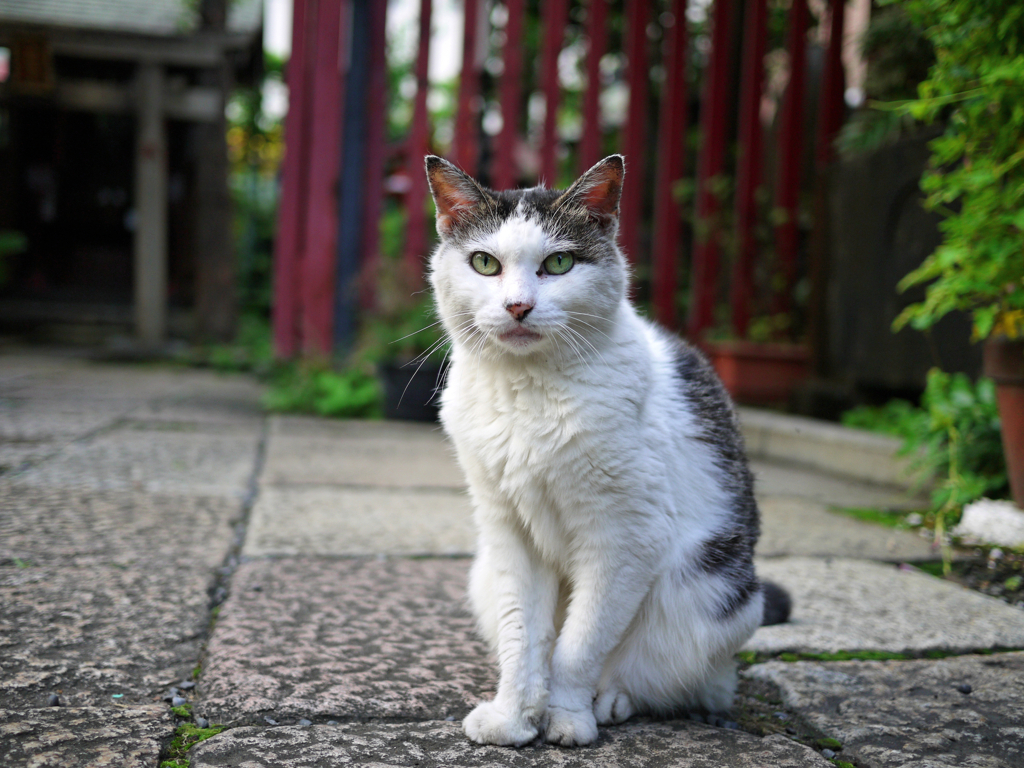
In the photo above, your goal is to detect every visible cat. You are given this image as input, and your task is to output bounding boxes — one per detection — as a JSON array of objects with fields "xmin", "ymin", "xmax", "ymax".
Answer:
[{"xmin": 424, "ymin": 154, "xmax": 790, "ymax": 747}]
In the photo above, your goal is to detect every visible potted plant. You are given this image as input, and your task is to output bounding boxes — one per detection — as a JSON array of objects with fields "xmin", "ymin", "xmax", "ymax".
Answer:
[
  {"xmin": 701, "ymin": 314, "xmax": 810, "ymax": 406},
  {"xmin": 890, "ymin": 0, "xmax": 1024, "ymax": 506},
  {"xmin": 363, "ymin": 293, "xmax": 448, "ymax": 422}
]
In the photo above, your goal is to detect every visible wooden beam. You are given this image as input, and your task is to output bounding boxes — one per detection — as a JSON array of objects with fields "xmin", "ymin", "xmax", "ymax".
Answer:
[
  {"xmin": 539, "ymin": 0, "xmax": 569, "ymax": 186},
  {"xmin": 619, "ymin": 0, "xmax": 651, "ymax": 266},
  {"xmin": 273, "ymin": 0, "xmax": 315, "ymax": 358},
  {"xmin": 772, "ymin": 0, "xmax": 809, "ymax": 319},
  {"xmin": 687, "ymin": 0, "xmax": 736, "ymax": 340},
  {"xmin": 493, "ymin": 0, "xmax": 525, "ymax": 190},
  {"xmin": 133, "ymin": 62, "xmax": 168, "ymax": 347},
  {"xmin": 579, "ymin": 0, "xmax": 609, "ymax": 174},
  {"xmin": 651, "ymin": 0, "xmax": 689, "ymax": 330},
  {"xmin": 358, "ymin": 0, "xmax": 389, "ymax": 311},
  {"xmin": 453, "ymin": 0, "xmax": 484, "ymax": 177},
  {"xmin": 403, "ymin": 0, "xmax": 433, "ymax": 284},
  {"xmin": 301, "ymin": 0, "xmax": 347, "ymax": 356},
  {"xmin": 731, "ymin": 0, "xmax": 769, "ymax": 337},
  {"xmin": 48, "ymin": 29, "xmax": 252, "ymax": 67},
  {"xmin": 48, "ymin": 80, "xmax": 221, "ymax": 121}
]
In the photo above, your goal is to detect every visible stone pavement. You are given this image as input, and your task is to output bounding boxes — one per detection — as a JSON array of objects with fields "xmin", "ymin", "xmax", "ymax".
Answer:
[{"xmin": 2, "ymin": 349, "xmax": 1024, "ymax": 767}]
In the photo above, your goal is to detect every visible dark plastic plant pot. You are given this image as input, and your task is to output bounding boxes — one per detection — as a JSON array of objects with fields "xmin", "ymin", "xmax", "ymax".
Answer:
[
  {"xmin": 381, "ymin": 361, "xmax": 443, "ymax": 422},
  {"xmin": 983, "ymin": 337, "xmax": 1024, "ymax": 508}
]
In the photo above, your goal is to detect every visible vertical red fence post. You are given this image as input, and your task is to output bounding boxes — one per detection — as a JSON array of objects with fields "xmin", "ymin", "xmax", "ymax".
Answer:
[
  {"xmin": 730, "ymin": 0, "xmax": 768, "ymax": 337},
  {"xmin": 651, "ymin": 0, "xmax": 689, "ymax": 329},
  {"xmin": 494, "ymin": 0, "xmax": 526, "ymax": 190},
  {"xmin": 578, "ymin": 0, "xmax": 609, "ymax": 174},
  {"xmin": 772, "ymin": 0, "xmax": 809, "ymax": 319},
  {"xmin": 403, "ymin": 0, "xmax": 433, "ymax": 284},
  {"xmin": 618, "ymin": 0, "xmax": 651, "ymax": 265},
  {"xmin": 808, "ymin": 0, "xmax": 847, "ymax": 370},
  {"xmin": 300, "ymin": 0, "xmax": 347, "ymax": 356},
  {"xmin": 816, "ymin": 0, "xmax": 846, "ymax": 168},
  {"xmin": 539, "ymin": 0, "xmax": 570, "ymax": 186},
  {"xmin": 687, "ymin": 0, "xmax": 736, "ymax": 340},
  {"xmin": 273, "ymin": 0, "xmax": 315, "ymax": 358},
  {"xmin": 453, "ymin": 0, "xmax": 483, "ymax": 177},
  {"xmin": 358, "ymin": 0, "xmax": 388, "ymax": 310}
]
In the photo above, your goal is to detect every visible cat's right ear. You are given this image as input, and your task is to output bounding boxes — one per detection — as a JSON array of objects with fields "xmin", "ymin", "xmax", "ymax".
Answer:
[
  {"xmin": 555, "ymin": 155, "xmax": 624, "ymax": 232},
  {"xmin": 425, "ymin": 156, "xmax": 491, "ymax": 237}
]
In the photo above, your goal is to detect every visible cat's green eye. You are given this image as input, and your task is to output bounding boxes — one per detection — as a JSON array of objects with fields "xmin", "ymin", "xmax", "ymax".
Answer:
[
  {"xmin": 543, "ymin": 252, "xmax": 574, "ymax": 275},
  {"xmin": 470, "ymin": 251, "xmax": 501, "ymax": 276}
]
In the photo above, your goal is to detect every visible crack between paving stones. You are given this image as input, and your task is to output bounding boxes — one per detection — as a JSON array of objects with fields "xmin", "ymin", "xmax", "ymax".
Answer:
[
  {"xmin": 0, "ymin": 411, "xmax": 138, "ymax": 478},
  {"xmin": 156, "ymin": 413, "xmax": 269, "ymax": 765}
]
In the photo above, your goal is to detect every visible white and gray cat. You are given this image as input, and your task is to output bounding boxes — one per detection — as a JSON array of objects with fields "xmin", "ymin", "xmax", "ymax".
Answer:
[{"xmin": 424, "ymin": 154, "xmax": 790, "ymax": 747}]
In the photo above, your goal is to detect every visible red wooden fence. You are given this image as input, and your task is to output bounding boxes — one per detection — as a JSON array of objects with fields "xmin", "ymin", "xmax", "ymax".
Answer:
[{"xmin": 273, "ymin": 0, "xmax": 849, "ymax": 359}]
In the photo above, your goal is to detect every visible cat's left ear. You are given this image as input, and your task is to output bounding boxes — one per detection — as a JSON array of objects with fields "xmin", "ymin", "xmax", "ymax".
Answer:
[
  {"xmin": 554, "ymin": 155, "xmax": 624, "ymax": 232},
  {"xmin": 425, "ymin": 156, "xmax": 493, "ymax": 237}
]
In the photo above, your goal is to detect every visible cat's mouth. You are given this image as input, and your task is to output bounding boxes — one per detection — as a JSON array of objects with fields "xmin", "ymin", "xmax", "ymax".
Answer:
[{"xmin": 498, "ymin": 326, "xmax": 543, "ymax": 346}]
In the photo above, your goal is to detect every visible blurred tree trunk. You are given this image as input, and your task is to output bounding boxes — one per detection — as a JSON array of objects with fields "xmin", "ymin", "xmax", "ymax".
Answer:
[{"xmin": 193, "ymin": 0, "xmax": 237, "ymax": 342}]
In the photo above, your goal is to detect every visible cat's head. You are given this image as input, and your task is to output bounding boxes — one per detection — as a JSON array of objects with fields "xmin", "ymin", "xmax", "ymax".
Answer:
[{"xmin": 425, "ymin": 155, "xmax": 628, "ymax": 360}]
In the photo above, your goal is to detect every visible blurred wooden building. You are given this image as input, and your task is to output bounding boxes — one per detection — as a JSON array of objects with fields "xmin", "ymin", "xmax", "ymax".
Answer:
[{"xmin": 0, "ymin": 0, "xmax": 262, "ymax": 346}]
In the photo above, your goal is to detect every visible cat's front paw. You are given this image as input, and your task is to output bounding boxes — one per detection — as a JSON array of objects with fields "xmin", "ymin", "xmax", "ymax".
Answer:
[
  {"xmin": 463, "ymin": 700, "xmax": 539, "ymax": 747},
  {"xmin": 594, "ymin": 687, "xmax": 635, "ymax": 725},
  {"xmin": 545, "ymin": 705, "xmax": 599, "ymax": 746}
]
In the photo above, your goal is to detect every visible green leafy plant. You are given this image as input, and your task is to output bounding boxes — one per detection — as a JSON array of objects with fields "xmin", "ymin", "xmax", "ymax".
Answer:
[
  {"xmin": 263, "ymin": 363, "xmax": 382, "ymax": 418},
  {"xmin": 843, "ymin": 369, "xmax": 1008, "ymax": 570},
  {"xmin": 883, "ymin": 0, "xmax": 1024, "ymax": 341},
  {"xmin": 160, "ymin": 722, "xmax": 226, "ymax": 768},
  {"xmin": 836, "ymin": 5, "xmax": 935, "ymax": 156}
]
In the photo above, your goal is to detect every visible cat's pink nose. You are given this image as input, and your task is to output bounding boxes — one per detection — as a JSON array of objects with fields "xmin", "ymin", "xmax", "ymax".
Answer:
[{"xmin": 505, "ymin": 302, "xmax": 534, "ymax": 322}]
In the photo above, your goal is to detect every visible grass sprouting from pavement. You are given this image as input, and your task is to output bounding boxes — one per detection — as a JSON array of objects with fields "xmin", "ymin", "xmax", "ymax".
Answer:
[{"xmin": 160, "ymin": 722, "xmax": 226, "ymax": 768}]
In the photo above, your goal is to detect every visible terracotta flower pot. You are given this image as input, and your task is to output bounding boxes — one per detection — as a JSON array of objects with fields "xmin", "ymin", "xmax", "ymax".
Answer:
[
  {"xmin": 983, "ymin": 337, "xmax": 1024, "ymax": 508},
  {"xmin": 701, "ymin": 340, "xmax": 810, "ymax": 405}
]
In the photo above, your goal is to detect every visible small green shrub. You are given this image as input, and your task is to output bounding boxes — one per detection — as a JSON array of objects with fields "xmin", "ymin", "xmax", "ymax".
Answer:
[
  {"xmin": 843, "ymin": 368, "xmax": 1007, "ymax": 571},
  {"xmin": 844, "ymin": 369, "xmax": 1007, "ymax": 510},
  {"xmin": 263, "ymin": 364, "xmax": 382, "ymax": 418}
]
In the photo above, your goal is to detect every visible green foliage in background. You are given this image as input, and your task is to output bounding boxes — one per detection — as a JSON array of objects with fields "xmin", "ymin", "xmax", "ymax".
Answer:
[
  {"xmin": 844, "ymin": 369, "xmax": 1007, "ymax": 510},
  {"xmin": 843, "ymin": 368, "xmax": 1008, "ymax": 570},
  {"xmin": 884, "ymin": 0, "xmax": 1024, "ymax": 341},
  {"xmin": 836, "ymin": 5, "xmax": 935, "ymax": 155},
  {"xmin": 263, "ymin": 363, "xmax": 382, "ymax": 419}
]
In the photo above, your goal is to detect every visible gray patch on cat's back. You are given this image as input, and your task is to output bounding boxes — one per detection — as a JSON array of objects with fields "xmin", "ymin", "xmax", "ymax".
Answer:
[{"xmin": 671, "ymin": 338, "xmax": 761, "ymax": 621}]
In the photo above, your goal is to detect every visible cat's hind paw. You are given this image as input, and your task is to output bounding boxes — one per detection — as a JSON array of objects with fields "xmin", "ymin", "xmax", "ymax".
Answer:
[
  {"xmin": 545, "ymin": 705, "xmax": 599, "ymax": 746},
  {"xmin": 463, "ymin": 701, "xmax": 539, "ymax": 747},
  {"xmin": 594, "ymin": 688, "xmax": 635, "ymax": 725}
]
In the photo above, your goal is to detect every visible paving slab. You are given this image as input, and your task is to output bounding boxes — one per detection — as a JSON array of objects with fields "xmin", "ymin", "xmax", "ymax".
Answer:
[
  {"xmin": 262, "ymin": 416, "xmax": 464, "ymax": 488},
  {"xmin": 244, "ymin": 485, "xmax": 474, "ymax": 557},
  {"xmin": 0, "ymin": 485, "xmax": 240, "ymax": 570},
  {"xmin": 745, "ymin": 652, "xmax": 1024, "ymax": 768},
  {"xmin": 752, "ymin": 459, "xmax": 924, "ymax": 510},
  {"xmin": 0, "ymin": 563, "xmax": 216, "ymax": 709},
  {"xmin": 747, "ymin": 557, "xmax": 1024, "ymax": 655},
  {"xmin": 189, "ymin": 720, "xmax": 832, "ymax": 768},
  {"xmin": 0, "ymin": 402, "xmax": 123, "ymax": 443},
  {"xmin": 9, "ymin": 425, "xmax": 260, "ymax": 498},
  {"xmin": 197, "ymin": 557, "xmax": 494, "ymax": 725},
  {"xmin": 0, "ymin": 704, "xmax": 174, "ymax": 768},
  {"xmin": 740, "ymin": 407, "xmax": 914, "ymax": 489},
  {"xmin": 757, "ymin": 497, "xmax": 936, "ymax": 561}
]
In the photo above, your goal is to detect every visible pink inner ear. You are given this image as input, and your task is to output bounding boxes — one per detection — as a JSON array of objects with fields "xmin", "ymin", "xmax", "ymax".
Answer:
[
  {"xmin": 430, "ymin": 174, "xmax": 482, "ymax": 233},
  {"xmin": 579, "ymin": 170, "xmax": 622, "ymax": 218}
]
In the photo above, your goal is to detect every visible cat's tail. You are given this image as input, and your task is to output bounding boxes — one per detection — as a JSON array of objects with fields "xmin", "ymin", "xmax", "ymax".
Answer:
[{"xmin": 760, "ymin": 580, "xmax": 792, "ymax": 626}]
